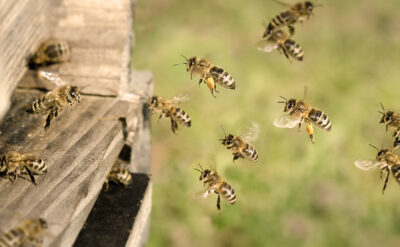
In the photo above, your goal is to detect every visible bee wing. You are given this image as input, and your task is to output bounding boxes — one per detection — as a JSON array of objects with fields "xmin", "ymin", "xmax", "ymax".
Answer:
[
  {"xmin": 273, "ymin": 114, "xmax": 302, "ymax": 128},
  {"xmin": 171, "ymin": 94, "xmax": 190, "ymax": 104},
  {"xmin": 37, "ymin": 70, "xmax": 66, "ymax": 90},
  {"xmin": 241, "ymin": 122, "xmax": 260, "ymax": 143},
  {"xmin": 354, "ymin": 160, "xmax": 382, "ymax": 171},
  {"xmin": 272, "ymin": 0, "xmax": 292, "ymax": 7},
  {"xmin": 257, "ymin": 39, "xmax": 278, "ymax": 53}
]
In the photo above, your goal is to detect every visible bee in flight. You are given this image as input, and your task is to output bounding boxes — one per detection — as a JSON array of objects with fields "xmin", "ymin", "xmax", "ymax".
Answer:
[
  {"xmin": 273, "ymin": 88, "xmax": 331, "ymax": 143},
  {"xmin": 263, "ymin": 1, "xmax": 321, "ymax": 38},
  {"xmin": 29, "ymin": 38, "xmax": 70, "ymax": 69},
  {"xmin": 104, "ymin": 164, "xmax": 132, "ymax": 191},
  {"xmin": 258, "ymin": 29, "xmax": 304, "ymax": 62},
  {"xmin": 148, "ymin": 95, "xmax": 191, "ymax": 134},
  {"xmin": 0, "ymin": 152, "xmax": 47, "ymax": 185},
  {"xmin": 378, "ymin": 103, "xmax": 400, "ymax": 149},
  {"xmin": 28, "ymin": 71, "xmax": 83, "ymax": 130},
  {"xmin": 220, "ymin": 124, "xmax": 259, "ymax": 162},
  {"xmin": 195, "ymin": 164, "xmax": 236, "ymax": 212},
  {"xmin": 354, "ymin": 144, "xmax": 400, "ymax": 194},
  {"xmin": 178, "ymin": 56, "xmax": 236, "ymax": 98},
  {"xmin": 0, "ymin": 218, "xmax": 47, "ymax": 246}
]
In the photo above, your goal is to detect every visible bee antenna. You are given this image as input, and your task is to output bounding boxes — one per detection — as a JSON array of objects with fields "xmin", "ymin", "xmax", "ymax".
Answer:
[
  {"xmin": 378, "ymin": 111, "xmax": 384, "ymax": 115},
  {"xmin": 278, "ymin": 96, "xmax": 287, "ymax": 104},
  {"xmin": 181, "ymin": 54, "xmax": 189, "ymax": 61},
  {"xmin": 220, "ymin": 125, "xmax": 227, "ymax": 138},
  {"xmin": 380, "ymin": 102, "xmax": 385, "ymax": 111},
  {"xmin": 369, "ymin": 144, "xmax": 379, "ymax": 151}
]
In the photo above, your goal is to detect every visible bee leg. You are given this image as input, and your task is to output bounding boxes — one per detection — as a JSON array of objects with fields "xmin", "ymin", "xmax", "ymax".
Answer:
[
  {"xmin": 8, "ymin": 174, "xmax": 16, "ymax": 183},
  {"xmin": 24, "ymin": 166, "xmax": 37, "ymax": 185},
  {"xmin": 382, "ymin": 168, "xmax": 390, "ymax": 195},
  {"xmin": 170, "ymin": 118, "xmax": 178, "ymax": 134},
  {"xmin": 297, "ymin": 116, "xmax": 303, "ymax": 132},
  {"xmin": 394, "ymin": 138, "xmax": 400, "ymax": 150},
  {"xmin": 280, "ymin": 46, "xmax": 292, "ymax": 64},
  {"xmin": 44, "ymin": 110, "xmax": 57, "ymax": 130},
  {"xmin": 216, "ymin": 194, "xmax": 221, "ymax": 213},
  {"xmin": 104, "ymin": 180, "xmax": 110, "ymax": 191},
  {"xmin": 233, "ymin": 154, "xmax": 240, "ymax": 162},
  {"xmin": 305, "ymin": 121, "xmax": 315, "ymax": 144},
  {"xmin": 288, "ymin": 25, "xmax": 295, "ymax": 36}
]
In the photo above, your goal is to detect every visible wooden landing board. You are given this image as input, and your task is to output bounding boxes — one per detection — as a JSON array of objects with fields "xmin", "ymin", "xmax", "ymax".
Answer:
[{"xmin": 74, "ymin": 174, "xmax": 151, "ymax": 247}]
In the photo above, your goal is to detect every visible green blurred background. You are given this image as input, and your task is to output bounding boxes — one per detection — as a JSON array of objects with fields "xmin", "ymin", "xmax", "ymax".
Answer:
[{"xmin": 131, "ymin": 0, "xmax": 400, "ymax": 246}]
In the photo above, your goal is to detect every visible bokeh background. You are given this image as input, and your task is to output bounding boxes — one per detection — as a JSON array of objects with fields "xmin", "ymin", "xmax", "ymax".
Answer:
[{"xmin": 131, "ymin": 0, "xmax": 400, "ymax": 246}]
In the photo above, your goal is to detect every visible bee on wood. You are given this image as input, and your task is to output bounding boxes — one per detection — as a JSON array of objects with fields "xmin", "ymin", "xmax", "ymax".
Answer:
[
  {"xmin": 104, "ymin": 167, "xmax": 132, "ymax": 191},
  {"xmin": 148, "ymin": 95, "xmax": 191, "ymax": 134},
  {"xmin": 263, "ymin": 1, "xmax": 321, "ymax": 38},
  {"xmin": 195, "ymin": 164, "xmax": 236, "ymax": 212},
  {"xmin": 178, "ymin": 56, "xmax": 236, "ymax": 98},
  {"xmin": 28, "ymin": 72, "xmax": 83, "ymax": 130},
  {"xmin": 0, "ymin": 218, "xmax": 47, "ymax": 247},
  {"xmin": 220, "ymin": 124, "xmax": 259, "ymax": 162},
  {"xmin": 258, "ymin": 29, "xmax": 304, "ymax": 62},
  {"xmin": 29, "ymin": 38, "xmax": 70, "ymax": 69},
  {"xmin": 354, "ymin": 144, "xmax": 400, "ymax": 194},
  {"xmin": 378, "ymin": 103, "xmax": 400, "ymax": 149},
  {"xmin": 0, "ymin": 152, "xmax": 47, "ymax": 185},
  {"xmin": 274, "ymin": 88, "xmax": 331, "ymax": 143}
]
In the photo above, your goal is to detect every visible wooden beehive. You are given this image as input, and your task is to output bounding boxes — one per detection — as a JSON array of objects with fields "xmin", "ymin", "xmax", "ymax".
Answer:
[{"xmin": 0, "ymin": 0, "xmax": 152, "ymax": 246}]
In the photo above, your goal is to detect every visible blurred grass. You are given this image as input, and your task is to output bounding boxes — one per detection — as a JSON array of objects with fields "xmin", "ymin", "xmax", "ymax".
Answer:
[{"xmin": 131, "ymin": 0, "xmax": 400, "ymax": 246}]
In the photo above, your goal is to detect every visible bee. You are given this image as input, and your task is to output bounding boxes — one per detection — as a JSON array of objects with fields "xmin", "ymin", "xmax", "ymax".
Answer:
[
  {"xmin": 194, "ymin": 164, "xmax": 236, "ymax": 212},
  {"xmin": 354, "ymin": 144, "xmax": 400, "ymax": 194},
  {"xmin": 148, "ymin": 95, "xmax": 191, "ymax": 134},
  {"xmin": 29, "ymin": 38, "xmax": 70, "ymax": 68},
  {"xmin": 179, "ymin": 56, "xmax": 236, "ymax": 98},
  {"xmin": 378, "ymin": 103, "xmax": 400, "ymax": 149},
  {"xmin": 29, "ymin": 72, "xmax": 82, "ymax": 130},
  {"xmin": 220, "ymin": 124, "xmax": 259, "ymax": 162},
  {"xmin": 104, "ymin": 167, "xmax": 132, "ymax": 191},
  {"xmin": 258, "ymin": 29, "xmax": 304, "ymax": 62},
  {"xmin": 273, "ymin": 89, "xmax": 331, "ymax": 143},
  {"xmin": 0, "ymin": 152, "xmax": 47, "ymax": 185},
  {"xmin": 0, "ymin": 218, "xmax": 47, "ymax": 247},
  {"xmin": 263, "ymin": 1, "xmax": 320, "ymax": 38}
]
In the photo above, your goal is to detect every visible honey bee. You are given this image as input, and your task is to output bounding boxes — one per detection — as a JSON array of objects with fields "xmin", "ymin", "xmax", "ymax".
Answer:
[
  {"xmin": 148, "ymin": 95, "xmax": 191, "ymax": 134},
  {"xmin": 0, "ymin": 152, "xmax": 47, "ymax": 185},
  {"xmin": 273, "ymin": 89, "xmax": 331, "ymax": 143},
  {"xmin": 263, "ymin": 1, "xmax": 321, "ymax": 38},
  {"xmin": 28, "ymin": 72, "xmax": 82, "ymax": 130},
  {"xmin": 258, "ymin": 29, "xmax": 304, "ymax": 62},
  {"xmin": 29, "ymin": 38, "xmax": 70, "ymax": 68},
  {"xmin": 378, "ymin": 103, "xmax": 400, "ymax": 149},
  {"xmin": 0, "ymin": 218, "xmax": 47, "ymax": 246},
  {"xmin": 354, "ymin": 144, "xmax": 400, "ymax": 194},
  {"xmin": 220, "ymin": 124, "xmax": 259, "ymax": 162},
  {"xmin": 194, "ymin": 164, "xmax": 236, "ymax": 212},
  {"xmin": 179, "ymin": 56, "xmax": 236, "ymax": 98},
  {"xmin": 104, "ymin": 167, "xmax": 132, "ymax": 191}
]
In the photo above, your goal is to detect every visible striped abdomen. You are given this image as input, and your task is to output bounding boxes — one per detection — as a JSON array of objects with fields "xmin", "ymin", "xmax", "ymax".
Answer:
[
  {"xmin": 0, "ymin": 227, "xmax": 26, "ymax": 247},
  {"xmin": 284, "ymin": 39, "xmax": 304, "ymax": 61},
  {"xmin": 171, "ymin": 107, "xmax": 191, "ymax": 127},
  {"xmin": 210, "ymin": 66, "xmax": 236, "ymax": 90},
  {"xmin": 391, "ymin": 165, "xmax": 400, "ymax": 184},
  {"xmin": 31, "ymin": 94, "xmax": 61, "ymax": 113},
  {"xmin": 24, "ymin": 158, "xmax": 47, "ymax": 175},
  {"xmin": 243, "ymin": 143, "xmax": 259, "ymax": 161},
  {"xmin": 308, "ymin": 109, "xmax": 332, "ymax": 131},
  {"xmin": 45, "ymin": 41, "xmax": 70, "ymax": 62},
  {"xmin": 218, "ymin": 182, "xmax": 236, "ymax": 205},
  {"xmin": 264, "ymin": 11, "xmax": 294, "ymax": 37},
  {"xmin": 109, "ymin": 168, "xmax": 132, "ymax": 186}
]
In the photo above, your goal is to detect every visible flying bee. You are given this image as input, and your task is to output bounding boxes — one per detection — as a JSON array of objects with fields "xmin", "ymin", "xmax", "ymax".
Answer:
[
  {"xmin": 178, "ymin": 56, "xmax": 236, "ymax": 98},
  {"xmin": 0, "ymin": 218, "xmax": 47, "ymax": 247},
  {"xmin": 28, "ymin": 72, "xmax": 83, "ymax": 130},
  {"xmin": 354, "ymin": 144, "xmax": 400, "ymax": 194},
  {"xmin": 104, "ymin": 164, "xmax": 132, "ymax": 191},
  {"xmin": 194, "ymin": 164, "xmax": 236, "ymax": 212},
  {"xmin": 0, "ymin": 152, "xmax": 47, "ymax": 185},
  {"xmin": 273, "ymin": 88, "xmax": 331, "ymax": 143},
  {"xmin": 29, "ymin": 38, "xmax": 70, "ymax": 69},
  {"xmin": 258, "ymin": 29, "xmax": 304, "ymax": 62},
  {"xmin": 148, "ymin": 95, "xmax": 191, "ymax": 134},
  {"xmin": 263, "ymin": 1, "xmax": 321, "ymax": 38},
  {"xmin": 378, "ymin": 103, "xmax": 400, "ymax": 149},
  {"xmin": 220, "ymin": 124, "xmax": 259, "ymax": 162}
]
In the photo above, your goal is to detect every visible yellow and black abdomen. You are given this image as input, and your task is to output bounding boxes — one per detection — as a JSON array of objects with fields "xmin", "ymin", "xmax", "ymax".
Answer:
[
  {"xmin": 283, "ymin": 39, "xmax": 304, "ymax": 61},
  {"xmin": 109, "ymin": 168, "xmax": 132, "ymax": 186},
  {"xmin": 210, "ymin": 66, "xmax": 236, "ymax": 90},
  {"xmin": 219, "ymin": 182, "xmax": 236, "ymax": 205},
  {"xmin": 44, "ymin": 41, "xmax": 70, "ymax": 62},
  {"xmin": 171, "ymin": 107, "xmax": 191, "ymax": 127},
  {"xmin": 308, "ymin": 109, "xmax": 332, "ymax": 131},
  {"xmin": 26, "ymin": 158, "xmax": 48, "ymax": 175},
  {"xmin": 0, "ymin": 227, "xmax": 26, "ymax": 247},
  {"xmin": 243, "ymin": 143, "xmax": 259, "ymax": 161},
  {"xmin": 391, "ymin": 165, "xmax": 400, "ymax": 184},
  {"xmin": 264, "ymin": 10, "xmax": 293, "ymax": 37}
]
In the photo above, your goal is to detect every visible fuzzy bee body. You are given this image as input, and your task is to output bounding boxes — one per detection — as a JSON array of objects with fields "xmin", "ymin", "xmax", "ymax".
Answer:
[
  {"xmin": 379, "ymin": 104, "xmax": 400, "ymax": 149},
  {"xmin": 258, "ymin": 30, "xmax": 304, "ymax": 62},
  {"xmin": 104, "ymin": 168, "xmax": 132, "ymax": 191},
  {"xmin": 210, "ymin": 66, "xmax": 236, "ymax": 90},
  {"xmin": 148, "ymin": 95, "xmax": 191, "ymax": 134},
  {"xmin": 221, "ymin": 134, "xmax": 259, "ymax": 162},
  {"xmin": 195, "ymin": 165, "xmax": 236, "ymax": 212},
  {"xmin": 30, "ymin": 38, "xmax": 70, "ymax": 68},
  {"xmin": 0, "ymin": 153, "xmax": 47, "ymax": 185},
  {"xmin": 0, "ymin": 218, "xmax": 47, "ymax": 247}
]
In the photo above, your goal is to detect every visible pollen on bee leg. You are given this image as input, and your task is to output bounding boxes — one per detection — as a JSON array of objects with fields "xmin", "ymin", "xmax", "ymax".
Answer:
[{"xmin": 306, "ymin": 123, "xmax": 314, "ymax": 143}]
